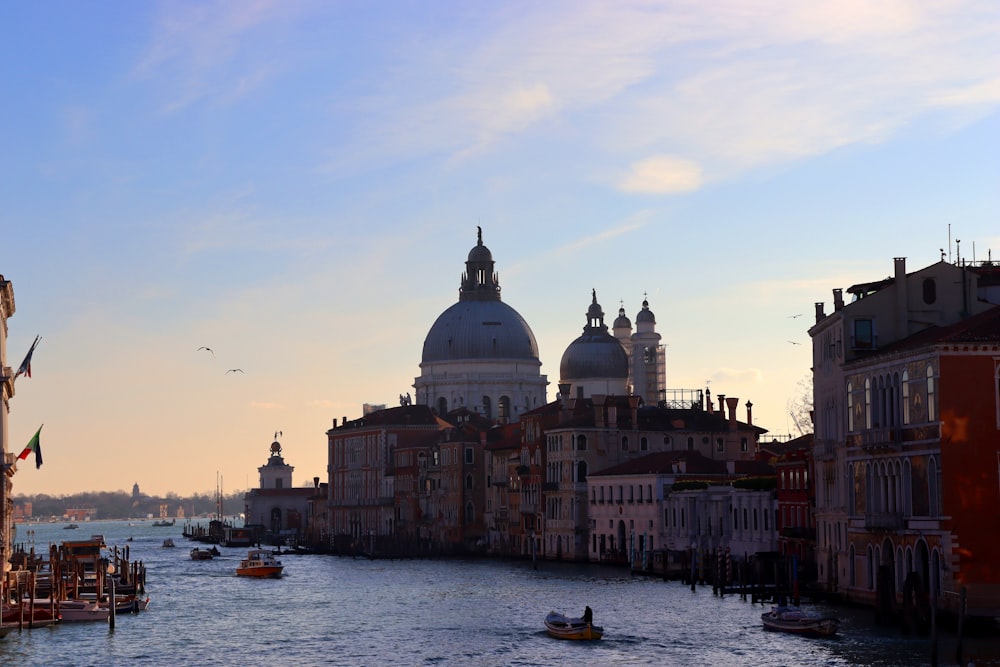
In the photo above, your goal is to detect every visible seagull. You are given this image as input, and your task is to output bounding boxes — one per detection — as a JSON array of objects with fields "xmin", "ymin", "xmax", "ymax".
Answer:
[
  {"xmin": 788, "ymin": 314, "xmax": 803, "ymax": 319},
  {"xmin": 787, "ymin": 340, "xmax": 801, "ymax": 345},
  {"xmin": 197, "ymin": 346, "xmax": 215, "ymax": 357},
  {"xmin": 226, "ymin": 368, "xmax": 245, "ymax": 374}
]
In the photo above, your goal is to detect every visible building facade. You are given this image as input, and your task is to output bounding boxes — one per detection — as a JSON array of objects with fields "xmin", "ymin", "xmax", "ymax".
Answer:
[{"xmin": 809, "ymin": 256, "xmax": 1000, "ymax": 621}]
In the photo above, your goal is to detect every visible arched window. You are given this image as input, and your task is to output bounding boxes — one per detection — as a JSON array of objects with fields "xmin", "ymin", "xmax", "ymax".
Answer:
[
  {"xmin": 901, "ymin": 371, "xmax": 910, "ymax": 424},
  {"xmin": 465, "ymin": 474, "xmax": 474, "ymax": 490},
  {"xmin": 482, "ymin": 396, "xmax": 492, "ymax": 420},
  {"xmin": 928, "ymin": 456, "xmax": 940, "ymax": 517},
  {"xmin": 499, "ymin": 396, "xmax": 511, "ymax": 422},
  {"xmin": 465, "ymin": 501, "xmax": 475, "ymax": 523},
  {"xmin": 640, "ymin": 437, "xmax": 648, "ymax": 451},
  {"xmin": 621, "ymin": 436, "xmax": 629, "ymax": 451},
  {"xmin": 926, "ymin": 366, "xmax": 936, "ymax": 422},
  {"xmin": 577, "ymin": 460, "xmax": 588, "ymax": 483},
  {"xmin": 687, "ymin": 436, "xmax": 694, "ymax": 451},
  {"xmin": 847, "ymin": 381, "xmax": 854, "ymax": 431},
  {"xmin": 865, "ymin": 378, "xmax": 872, "ymax": 429},
  {"xmin": 577, "ymin": 435, "xmax": 588, "ymax": 451}
]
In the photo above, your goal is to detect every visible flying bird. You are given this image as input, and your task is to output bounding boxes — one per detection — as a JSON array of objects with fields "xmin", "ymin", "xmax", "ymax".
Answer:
[
  {"xmin": 788, "ymin": 314, "xmax": 803, "ymax": 319},
  {"xmin": 787, "ymin": 340, "xmax": 802, "ymax": 345},
  {"xmin": 226, "ymin": 368, "xmax": 245, "ymax": 374},
  {"xmin": 197, "ymin": 347, "xmax": 215, "ymax": 357}
]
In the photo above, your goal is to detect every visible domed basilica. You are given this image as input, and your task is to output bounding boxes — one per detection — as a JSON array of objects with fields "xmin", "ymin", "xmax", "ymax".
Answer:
[{"xmin": 414, "ymin": 229, "xmax": 665, "ymax": 420}]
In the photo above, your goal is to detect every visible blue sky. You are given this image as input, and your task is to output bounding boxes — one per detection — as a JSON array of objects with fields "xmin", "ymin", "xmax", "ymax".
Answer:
[{"xmin": 3, "ymin": 1, "xmax": 998, "ymax": 497}]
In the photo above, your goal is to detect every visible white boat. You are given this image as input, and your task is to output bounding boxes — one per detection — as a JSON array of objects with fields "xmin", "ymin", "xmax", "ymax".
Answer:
[
  {"xmin": 543, "ymin": 611, "xmax": 603, "ymax": 640},
  {"xmin": 761, "ymin": 605, "xmax": 839, "ymax": 637},
  {"xmin": 28, "ymin": 599, "xmax": 109, "ymax": 623}
]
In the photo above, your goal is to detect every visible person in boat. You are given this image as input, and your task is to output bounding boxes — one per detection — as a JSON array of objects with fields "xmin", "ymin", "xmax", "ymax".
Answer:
[{"xmin": 582, "ymin": 606, "xmax": 593, "ymax": 625}]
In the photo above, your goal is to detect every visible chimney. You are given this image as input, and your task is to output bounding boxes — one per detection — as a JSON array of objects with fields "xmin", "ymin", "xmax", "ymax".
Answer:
[
  {"xmin": 894, "ymin": 257, "xmax": 908, "ymax": 336},
  {"xmin": 718, "ymin": 394, "xmax": 726, "ymax": 414},
  {"xmin": 814, "ymin": 302, "xmax": 825, "ymax": 323},
  {"xmin": 558, "ymin": 383, "xmax": 571, "ymax": 399},
  {"xmin": 833, "ymin": 289, "xmax": 844, "ymax": 311},
  {"xmin": 726, "ymin": 396, "xmax": 738, "ymax": 429},
  {"xmin": 706, "ymin": 387, "xmax": 712, "ymax": 413},
  {"xmin": 313, "ymin": 476, "xmax": 320, "ymax": 489},
  {"xmin": 745, "ymin": 400, "xmax": 753, "ymax": 427}
]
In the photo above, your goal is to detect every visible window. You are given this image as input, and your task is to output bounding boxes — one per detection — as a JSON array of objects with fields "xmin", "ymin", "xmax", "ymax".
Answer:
[
  {"xmin": 922, "ymin": 278, "xmax": 937, "ymax": 304},
  {"xmin": 847, "ymin": 382, "xmax": 854, "ymax": 431},
  {"xmin": 482, "ymin": 396, "xmax": 492, "ymax": 420},
  {"xmin": 926, "ymin": 365, "xmax": 936, "ymax": 422},
  {"xmin": 854, "ymin": 319, "xmax": 875, "ymax": 349},
  {"xmin": 640, "ymin": 437, "xmax": 648, "ymax": 451},
  {"xmin": 901, "ymin": 372, "xmax": 910, "ymax": 425},
  {"xmin": 465, "ymin": 447, "xmax": 474, "ymax": 464},
  {"xmin": 465, "ymin": 474, "xmax": 474, "ymax": 490},
  {"xmin": 621, "ymin": 436, "xmax": 629, "ymax": 450},
  {"xmin": 716, "ymin": 437, "xmax": 724, "ymax": 452},
  {"xmin": 687, "ymin": 437, "xmax": 694, "ymax": 450},
  {"xmin": 740, "ymin": 437, "xmax": 748, "ymax": 453},
  {"xmin": 577, "ymin": 434, "xmax": 588, "ymax": 451},
  {"xmin": 865, "ymin": 378, "xmax": 872, "ymax": 429},
  {"xmin": 498, "ymin": 396, "xmax": 511, "ymax": 422}
]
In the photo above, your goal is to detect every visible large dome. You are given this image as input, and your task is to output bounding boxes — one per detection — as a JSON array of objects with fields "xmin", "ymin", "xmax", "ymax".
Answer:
[{"xmin": 422, "ymin": 300, "xmax": 539, "ymax": 363}]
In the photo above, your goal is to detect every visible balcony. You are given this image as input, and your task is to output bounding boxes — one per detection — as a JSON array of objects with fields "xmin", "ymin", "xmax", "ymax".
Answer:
[
  {"xmin": 865, "ymin": 511, "xmax": 904, "ymax": 531},
  {"xmin": 860, "ymin": 428, "xmax": 902, "ymax": 452}
]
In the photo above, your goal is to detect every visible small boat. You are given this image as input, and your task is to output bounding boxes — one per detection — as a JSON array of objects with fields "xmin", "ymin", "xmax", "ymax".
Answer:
[
  {"xmin": 162, "ymin": 538, "xmax": 175, "ymax": 548},
  {"xmin": 63, "ymin": 523, "xmax": 79, "ymax": 530},
  {"xmin": 28, "ymin": 599, "xmax": 109, "ymax": 623},
  {"xmin": 544, "ymin": 611, "xmax": 603, "ymax": 640},
  {"xmin": 1, "ymin": 603, "xmax": 61, "ymax": 628},
  {"xmin": 152, "ymin": 519, "xmax": 175, "ymax": 527},
  {"xmin": 761, "ymin": 605, "xmax": 839, "ymax": 637},
  {"xmin": 236, "ymin": 549, "xmax": 283, "ymax": 578},
  {"xmin": 190, "ymin": 547, "xmax": 218, "ymax": 561},
  {"xmin": 100, "ymin": 595, "xmax": 150, "ymax": 614}
]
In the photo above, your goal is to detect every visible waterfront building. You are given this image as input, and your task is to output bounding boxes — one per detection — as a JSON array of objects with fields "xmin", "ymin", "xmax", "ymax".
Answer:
[
  {"xmin": 0, "ymin": 275, "xmax": 14, "ymax": 570},
  {"xmin": 808, "ymin": 255, "xmax": 1000, "ymax": 621},
  {"xmin": 327, "ymin": 404, "xmax": 441, "ymax": 549},
  {"xmin": 414, "ymin": 229, "xmax": 548, "ymax": 422},
  {"xmin": 543, "ymin": 395, "xmax": 765, "ymax": 561},
  {"xmin": 243, "ymin": 437, "xmax": 317, "ymax": 544},
  {"xmin": 763, "ymin": 434, "xmax": 816, "ymax": 578}
]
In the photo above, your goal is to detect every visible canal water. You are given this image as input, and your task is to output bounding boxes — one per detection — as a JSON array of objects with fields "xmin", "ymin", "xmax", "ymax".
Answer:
[{"xmin": 3, "ymin": 521, "xmax": 998, "ymax": 666}]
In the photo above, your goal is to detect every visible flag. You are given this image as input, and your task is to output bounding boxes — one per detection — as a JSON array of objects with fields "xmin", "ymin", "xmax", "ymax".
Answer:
[
  {"xmin": 18, "ymin": 424, "xmax": 43, "ymax": 469},
  {"xmin": 14, "ymin": 335, "xmax": 41, "ymax": 381}
]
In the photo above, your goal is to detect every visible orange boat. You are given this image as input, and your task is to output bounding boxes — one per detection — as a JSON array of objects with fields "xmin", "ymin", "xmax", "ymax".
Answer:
[{"xmin": 235, "ymin": 549, "xmax": 283, "ymax": 578}]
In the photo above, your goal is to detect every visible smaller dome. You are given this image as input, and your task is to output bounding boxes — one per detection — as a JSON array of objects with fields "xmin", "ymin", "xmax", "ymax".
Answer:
[
  {"xmin": 636, "ymin": 298, "xmax": 655, "ymax": 324},
  {"xmin": 613, "ymin": 305, "xmax": 632, "ymax": 330},
  {"xmin": 468, "ymin": 225, "xmax": 493, "ymax": 262}
]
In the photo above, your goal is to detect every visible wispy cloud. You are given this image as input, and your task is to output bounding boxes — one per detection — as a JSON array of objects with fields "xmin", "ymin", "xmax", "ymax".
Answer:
[{"xmin": 550, "ymin": 216, "xmax": 648, "ymax": 258}]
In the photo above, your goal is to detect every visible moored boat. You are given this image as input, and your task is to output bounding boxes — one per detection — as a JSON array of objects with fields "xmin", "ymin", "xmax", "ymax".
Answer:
[
  {"xmin": 1, "ymin": 603, "xmax": 60, "ymax": 628},
  {"xmin": 761, "ymin": 605, "xmax": 839, "ymax": 637},
  {"xmin": 28, "ymin": 598, "xmax": 109, "ymax": 623},
  {"xmin": 235, "ymin": 549, "xmax": 283, "ymax": 578},
  {"xmin": 543, "ymin": 611, "xmax": 603, "ymax": 640}
]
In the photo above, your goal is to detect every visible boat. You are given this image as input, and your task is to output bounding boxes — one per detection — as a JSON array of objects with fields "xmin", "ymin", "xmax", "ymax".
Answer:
[
  {"xmin": 190, "ymin": 546, "xmax": 218, "ymax": 561},
  {"xmin": 162, "ymin": 538, "xmax": 175, "ymax": 548},
  {"xmin": 28, "ymin": 598, "xmax": 109, "ymax": 623},
  {"xmin": 152, "ymin": 519, "xmax": 175, "ymax": 527},
  {"xmin": 761, "ymin": 605, "xmax": 839, "ymax": 637},
  {"xmin": 0, "ymin": 622, "xmax": 17, "ymax": 638},
  {"xmin": 235, "ymin": 549, "xmax": 283, "ymax": 578},
  {"xmin": 63, "ymin": 523, "xmax": 79, "ymax": 529},
  {"xmin": 1, "ymin": 603, "xmax": 61, "ymax": 628},
  {"xmin": 543, "ymin": 611, "xmax": 603, "ymax": 640},
  {"xmin": 100, "ymin": 595, "xmax": 150, "ymax": 614}
]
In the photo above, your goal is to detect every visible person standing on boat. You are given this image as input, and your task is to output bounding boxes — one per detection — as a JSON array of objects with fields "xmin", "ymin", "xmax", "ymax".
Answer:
[{"xmin": 583, "ymin": 606, "xmax": 593, "ymax": 625}]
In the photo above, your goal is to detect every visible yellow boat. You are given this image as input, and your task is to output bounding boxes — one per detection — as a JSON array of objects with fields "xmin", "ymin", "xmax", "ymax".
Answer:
[{"xmin": 544, "ymin": 611, "xmax": 603, "ymax": 640}]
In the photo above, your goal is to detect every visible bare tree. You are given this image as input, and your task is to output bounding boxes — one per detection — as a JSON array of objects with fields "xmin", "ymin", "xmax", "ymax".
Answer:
[{"xmin": 787, "ymin": 373, "xmax": 814, "ymax": 436}]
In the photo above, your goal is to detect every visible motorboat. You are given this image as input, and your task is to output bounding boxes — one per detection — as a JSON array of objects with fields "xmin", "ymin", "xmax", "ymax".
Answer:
[
  {"xmin": 761, "ymin": 605, "xmax": 839, "ymax": 637},
  {"xmin": 190, "ymin": 547, "xmax": 218, "ymax": 561},
  {"xmin": 28, "ymin": 598, "xmax": 109, "ymax": 623},
  {"xmin": 1, "ymin": 603, "xmax": 60, "ymax": 628},
  {"xmin": 543, "ymin": 611, "xmax": 603, "ymax": 640},
  {"xmin": 162, "ymin": 538, "xmax": 175, "ymax": 548},
  {"xmin": 235, "ymin": 549, "xmax": 283, "ymax": 578}
]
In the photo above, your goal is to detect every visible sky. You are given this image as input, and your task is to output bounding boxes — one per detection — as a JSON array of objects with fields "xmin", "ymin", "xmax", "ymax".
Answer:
[{"xmin": 2, "ymin": 1, "xmax": 998, "ymax": 498}]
